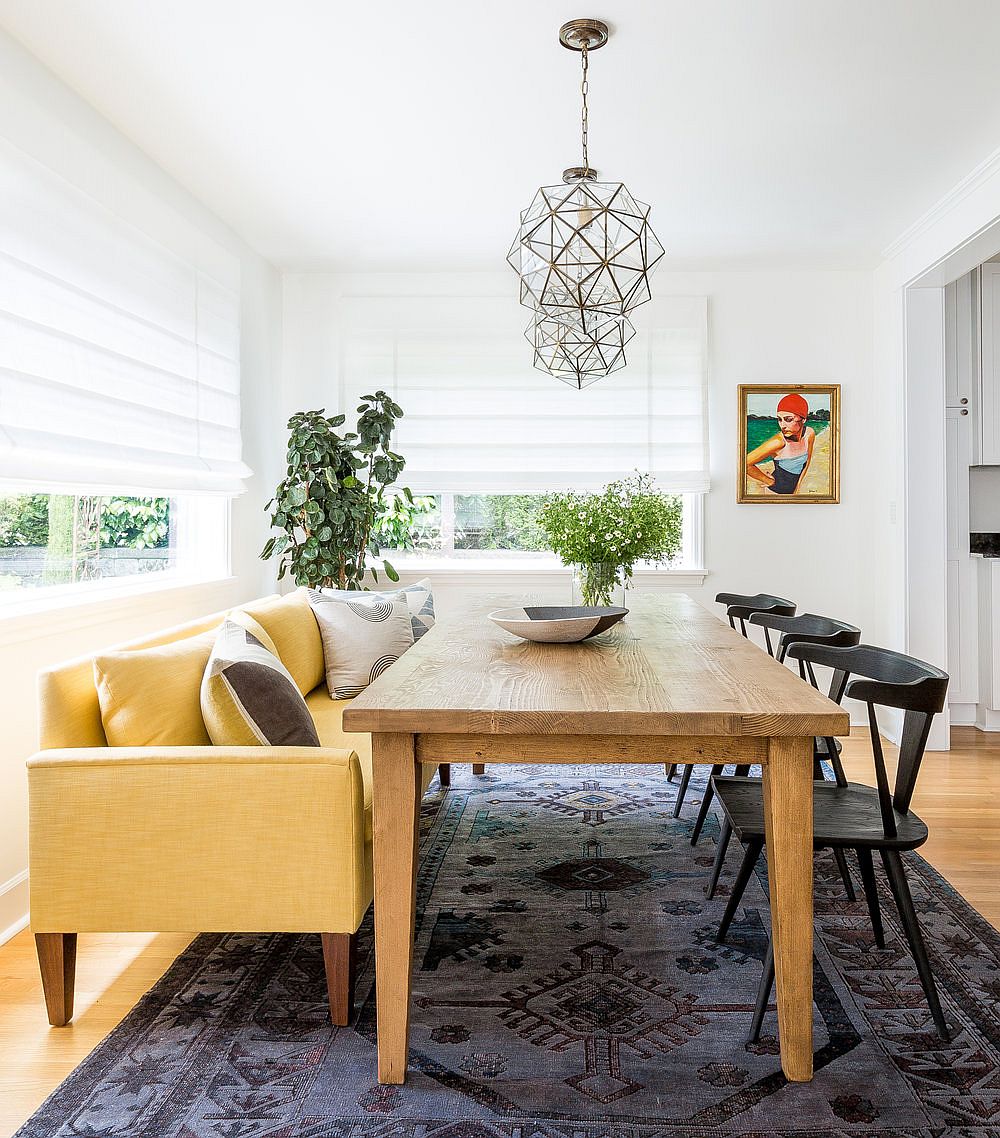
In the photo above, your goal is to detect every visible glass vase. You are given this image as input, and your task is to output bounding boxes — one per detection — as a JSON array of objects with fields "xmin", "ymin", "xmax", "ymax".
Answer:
[{"xmin": 572, "ymin": 561, "xmax": 627, "ymax": 608}]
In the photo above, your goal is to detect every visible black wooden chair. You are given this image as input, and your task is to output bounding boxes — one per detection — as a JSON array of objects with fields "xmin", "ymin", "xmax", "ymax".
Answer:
[
  {"xmin": 667, "ymin": 591, "xmax": 796, "ymax": 816},
  {"xmin": 708, "ymin": 642, "xmax": 950, "ymax": 1042},
  {"xmin": 717, "ymin": 590, "xmax": 796, "ymax": 637},
  {"xmin": 694, "ymin": 611, "xmax": 861, "ymax": 857}
]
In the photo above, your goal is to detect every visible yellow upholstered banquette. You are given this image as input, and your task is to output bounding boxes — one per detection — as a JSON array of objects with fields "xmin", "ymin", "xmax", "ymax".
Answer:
[{"xmin": 27, "ymin": 588, "xmax": 444, "ymax": 1027}]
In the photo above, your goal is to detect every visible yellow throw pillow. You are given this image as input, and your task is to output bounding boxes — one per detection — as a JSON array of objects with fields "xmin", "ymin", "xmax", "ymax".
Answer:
[
  {"xmin": 226, "ymin": 611, "xmax": 279, "ymax": 657},
  {"xmin": 94, "ymin": 631, "xmax": 216, "ymax": 747},
  {"xmin": 201, "ymin": 619, "xmax": 321, "ymax": 747},
  {"xmin": 236, "ymin": 590, "xmax": 324, "ymax": 694}
]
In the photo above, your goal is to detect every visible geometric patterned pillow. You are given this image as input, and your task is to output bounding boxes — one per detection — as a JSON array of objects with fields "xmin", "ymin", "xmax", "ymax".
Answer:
[
  {"xmin": 313, "ymin": 577, "xmax": 435, "ymax": 640},
  {"xmin": 200, "ymin": 619, "xmax": 321, "ymax": 747},
  {"xmin": 307, "ymin": 590, "xmax": 415, "ymax": 699}
]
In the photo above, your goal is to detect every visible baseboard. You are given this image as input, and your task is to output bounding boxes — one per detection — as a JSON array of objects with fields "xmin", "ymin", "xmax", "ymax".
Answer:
[
  {"xmin": 0, "ymin": 870, "xmax": 29, "ymax": 946},
  {"xmin": 950, "ymin": 703, "xmax": 979, "ymax": 726},
  {"xmin": 975, "ymin": 707, "xmax": 1000, "ymax": 731}
]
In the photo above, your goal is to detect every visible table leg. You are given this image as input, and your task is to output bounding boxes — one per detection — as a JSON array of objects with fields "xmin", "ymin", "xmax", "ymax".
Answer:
[
  {"xmin": 761, "ymin": 735, "xmax": 814, "ymax": 1082},
  {"xmin": 372, "ymin": 732, "xmax": 422, "ymax": 1084}
]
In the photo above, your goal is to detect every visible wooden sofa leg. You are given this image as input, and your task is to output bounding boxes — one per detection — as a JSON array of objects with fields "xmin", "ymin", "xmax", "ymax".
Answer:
[
  {"xmin": 35, "ymin": 933, "xmax": 77, "ymax": 1026},
  {"xmin": 438, "ymin": 763, "xmax": 451, "ymax": 787},
  {"xmin": 472, "ymin": 763, "xmax": 486, "ymax": 775},
  {"xmin": 321, "ymin": 932, "xmax": 356, "ymax": 1026}
]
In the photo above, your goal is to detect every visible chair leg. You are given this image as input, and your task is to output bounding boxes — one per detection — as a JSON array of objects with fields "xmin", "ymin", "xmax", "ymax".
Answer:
[
  {"xmin": 665, "ymin": 763, "xmax": 677, "ymax": 782},
  {"xmin": 321, "ymin": 932, "xmax": 357, "ymax": 1027},
  {"xmin": 690, "ymin": 764, "xmax": 724, "ymax": 845},
  {"xmin": 749, "ymin": 938, "xmax": 775, "ymax": 1043},
  {"xmin": 855, "ymin": 847, "xmax": 885, "ymax": 948},
  {"xmin": 833, "ymin": 847, "xmax": 857, "ymax": 901},
  {"xmin": 706, "ymin": 817, "xmax": 734, "ymax": 899},
  {"xmin": 472, "ymin": 763, "xmax": 486, "ymax": 776},
  {"xmin": 438, "ymin": 763, "xmax": 451, "ymax": 788},
  {"xmin": 879, "ymin": 851, "xmax": 950, "ymax": 1040},
  {"xmin": 717, "ymin": 836, "xmax": 764, "ymax": 942},
  {"xmin": 672, "ymin": 764, "xmax": 693, "ymax": 817},
  {"xmin": 828, "ymin": 745, "xmax": 848, "ymax": 787},
  {"xmin": 35, "ymin": 933, "xmax": 77, "ymax": 1027}
]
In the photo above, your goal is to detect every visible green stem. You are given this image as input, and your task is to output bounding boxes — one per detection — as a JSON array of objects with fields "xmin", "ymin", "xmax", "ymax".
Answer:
[{"xmin": 576, "ymin": 561, "xmax": 623, "ymax": 607}]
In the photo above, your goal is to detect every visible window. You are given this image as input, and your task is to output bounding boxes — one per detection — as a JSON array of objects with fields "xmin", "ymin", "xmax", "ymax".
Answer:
[
  {"xmin": 384, "ymin": 492, "xmax": 703, "ymax": 569},
  {"xmin": 0, "ymin": 491, "xmax": 227, "ymax": 602},
  {"xmin": 0, "ymin": 134, "xmax": 247, "ymax": 601},
  {"xmin": 338, "ymin": 291, "xmax": 708, "ymax": 571}
]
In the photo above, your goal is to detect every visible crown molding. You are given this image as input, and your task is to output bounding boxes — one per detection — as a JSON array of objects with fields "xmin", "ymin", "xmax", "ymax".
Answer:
[{"xmin": 881, "ymin": 144, "xmax": 1000, "ymax": 263}]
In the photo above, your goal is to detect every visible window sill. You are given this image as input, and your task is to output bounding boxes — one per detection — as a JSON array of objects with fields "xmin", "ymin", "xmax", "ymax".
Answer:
[
  {"xmin": 0, "ymin": 574, "xmax": 238, "ymax": 646},
  {"xmin": 387, "ymin": 558, "xmax": 708, "ymax": 590}
]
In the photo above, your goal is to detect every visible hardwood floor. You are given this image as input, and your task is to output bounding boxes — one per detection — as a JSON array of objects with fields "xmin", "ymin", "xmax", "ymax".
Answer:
[
  {"xmin": 0, "ymin": 727, "xmax": 997, "ymax": 1135},
  {"xmin": 840, "ymin": 727, "xmax": 1000, "ymax": 927}
]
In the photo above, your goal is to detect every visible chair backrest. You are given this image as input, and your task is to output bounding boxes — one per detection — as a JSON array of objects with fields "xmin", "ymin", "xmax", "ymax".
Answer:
[
  {"xmin": 714, "ymin": 591, "xmax": 796, "ymax": 640},
  {"xmin": 785, "ymin": 642, "xmax": 949, "ymax": 836},
  {"xmin": 749, "ymin": 611, "xmax": 861, "ymax": 666}
]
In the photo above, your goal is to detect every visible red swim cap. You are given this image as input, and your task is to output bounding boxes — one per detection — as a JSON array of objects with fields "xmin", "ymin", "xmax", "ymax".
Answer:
[{"xmin": 777, "ymin": 393, "xmax": 809, "ymax": 419}]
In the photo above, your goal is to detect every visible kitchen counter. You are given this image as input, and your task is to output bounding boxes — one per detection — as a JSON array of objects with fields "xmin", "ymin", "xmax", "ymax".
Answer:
[{"xmin": 971, "ymin": 533, "xmax": 1000, "ymax": 557}]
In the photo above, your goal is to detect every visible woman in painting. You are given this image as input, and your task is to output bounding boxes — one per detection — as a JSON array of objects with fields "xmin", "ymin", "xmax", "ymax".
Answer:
[{"xmin": 745, "ymin": 392, "xmax": 816, "ymax": 494}]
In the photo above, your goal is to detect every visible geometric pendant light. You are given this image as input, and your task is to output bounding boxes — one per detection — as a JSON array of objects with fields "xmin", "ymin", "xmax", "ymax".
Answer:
[
  {"xmin": 527, "ymin": 309, "xmax": 635, "ymax": 390},
  {"xmin": 510, "ymin": 176, "xmax": 664, "ymax": 322},
  {"xmin": 507, "ymin": 18, "xmax": 664, "ymax": 386}
]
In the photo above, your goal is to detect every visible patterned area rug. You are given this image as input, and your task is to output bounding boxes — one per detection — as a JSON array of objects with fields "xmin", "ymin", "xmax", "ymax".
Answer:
[{"xmin": 17, "ymin": 765, "xmax": 1000, "ymax": 1137}]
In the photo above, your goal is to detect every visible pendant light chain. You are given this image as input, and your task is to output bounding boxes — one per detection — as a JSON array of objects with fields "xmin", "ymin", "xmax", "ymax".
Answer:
[{"xmin": 581, "ymin": 45, "xmax": 590, "ymax": 173}]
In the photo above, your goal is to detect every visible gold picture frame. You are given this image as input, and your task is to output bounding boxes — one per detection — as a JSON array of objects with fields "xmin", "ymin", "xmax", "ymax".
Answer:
[{"xmin": 737, "ymin": 384, "xmax": 840, "ymax": 504}]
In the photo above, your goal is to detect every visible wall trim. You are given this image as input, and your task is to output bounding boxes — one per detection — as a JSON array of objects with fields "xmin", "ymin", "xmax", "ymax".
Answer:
[
  {"xmin": 976, "ymin": 707, "xmax": 1000, "ymax": 732},
  {"xmin": 0, "ymin": 869, "xmax": 29, "ymax": 947},
  {"xmin": 949, "ymin": 703, "xmax": 978, "ymax": 727},
  {"xmin": 881, "ymin": 143, "xmax": 1000, "ymax": 262}
]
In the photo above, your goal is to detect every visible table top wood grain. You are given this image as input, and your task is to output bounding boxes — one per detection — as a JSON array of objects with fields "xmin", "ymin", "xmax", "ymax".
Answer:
[{"xmin": 342, "ymin": 592, "xmax": 850, "ymax": 737}]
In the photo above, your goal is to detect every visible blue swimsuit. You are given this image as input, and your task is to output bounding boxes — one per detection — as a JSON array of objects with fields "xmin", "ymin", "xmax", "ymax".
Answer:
[{"xmin": 769, "ymin": 450, "xmax": 808, "ymax": 494}]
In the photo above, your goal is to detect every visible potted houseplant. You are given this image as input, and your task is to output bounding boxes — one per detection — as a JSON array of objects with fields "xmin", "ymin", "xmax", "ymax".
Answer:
[
  {"xmin": 260, "ymin": 391, "xmax": 416, "ymax": 589},
  {"xmin": 539, "ymin": 473, "xmax": 683, "ymax": 606}
]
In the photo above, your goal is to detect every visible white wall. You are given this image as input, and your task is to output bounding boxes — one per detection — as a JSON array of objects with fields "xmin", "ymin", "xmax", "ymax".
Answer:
[
  {"xmin": 0, "ymin": 30, "xmax": 283, "ymax": 940},
  {"xmin": 282, "ymin": 268, "xmax": 876, "ymax": 627}
]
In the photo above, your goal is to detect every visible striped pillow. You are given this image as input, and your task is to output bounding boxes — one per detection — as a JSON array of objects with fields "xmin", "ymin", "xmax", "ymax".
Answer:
[
  {"xmin": 307, "ymin": 590, "xmax": 414, "ymax": 699},
  {"xmin": 200, "ymin": 619, "xmax": 320, "ymax": 747}
]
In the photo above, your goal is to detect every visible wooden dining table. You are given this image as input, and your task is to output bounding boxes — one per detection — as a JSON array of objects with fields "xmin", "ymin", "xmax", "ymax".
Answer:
[{"xmin": 342, "ymin": 591, "xmax": 850, "ymax": 1085}]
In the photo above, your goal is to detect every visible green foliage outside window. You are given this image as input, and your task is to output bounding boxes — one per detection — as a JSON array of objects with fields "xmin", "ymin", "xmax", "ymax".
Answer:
[
  {"xmin": 0, "ymin": 493, "xmax": 170, "ymax": 550},
  {"xmin": 454, "ymin": 494, "xmax": 549, "ymax": 551},
  {"xmin": 0, "ymin": 494, "xmax": 49, "ymax": 546},
  {"xmin": 99, "ymin": 498, "xmax": 170, "ymax": 549}
]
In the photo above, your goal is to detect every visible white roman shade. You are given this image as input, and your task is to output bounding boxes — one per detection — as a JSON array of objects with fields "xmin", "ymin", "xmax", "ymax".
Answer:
[
  {"xmin": 0, "ymin": 137, "xmax": 250, "ymax": 495},
  {"xmin": 338, "ymin": 292, "xmax": 708, "ymax": 494}
]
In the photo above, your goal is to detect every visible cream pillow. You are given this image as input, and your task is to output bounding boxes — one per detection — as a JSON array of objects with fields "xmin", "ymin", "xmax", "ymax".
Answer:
[
  {"xmin": 307, "ymin": 590, "xmax": 414, "ymax": 699},
  {"xmin": 201, "ymin": 619, "xmax": 320, "ymax": 747},
  {"xmin": 94, "ymin": 631, "xmax": 215, "ymax": 747},
  {"xmin": 315, "ymin": 578, "xmax": 435, "ymax": 640}
]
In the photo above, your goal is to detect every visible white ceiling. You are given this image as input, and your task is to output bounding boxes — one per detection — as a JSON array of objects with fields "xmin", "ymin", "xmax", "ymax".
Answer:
[{"xmin": 2, "ymin": 0, "xmax": 1000, "ymax": 271}]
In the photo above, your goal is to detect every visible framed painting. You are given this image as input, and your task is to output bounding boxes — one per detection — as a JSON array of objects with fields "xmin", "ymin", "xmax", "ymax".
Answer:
[{"xmin": 738, "ymin": 384, "xmax": 840, "ymax": 503}]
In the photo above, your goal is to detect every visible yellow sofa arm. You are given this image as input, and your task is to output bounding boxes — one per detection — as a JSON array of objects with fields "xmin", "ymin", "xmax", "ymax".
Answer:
[{"xmin": 28, "ymin": 746, "xmax": 372, "ymax": 935}]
